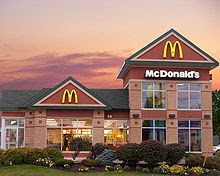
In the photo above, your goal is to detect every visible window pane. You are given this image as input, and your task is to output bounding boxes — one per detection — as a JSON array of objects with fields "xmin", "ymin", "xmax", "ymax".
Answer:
[
  {"xmin": 77, "ymin": 120, "xmax": 92, "ymax": 128},
  {"xmin": 190, "ymin": 120, "xmax": 201, "ymax": 128},
  {"xmin": 178, "ymin": 129, "xmax": 189, "ymax": 151},
  {"xmin": 154, "ymin": 83, "xmax": 165, "ymax": 90},
  {"xmin": 190, "ymin": 84, "xmax": 201, "ymax": 91},
  {"xmin": 177, "ymin": 83, "xmax": 188, "ymax": 90},
  {"xmin": 63, "ymin": 119, "xmax": 77, "ymax": 127},
  {"xmin": 142, "ymin": 83, "xmax": 153, "ymax": 91},
  {"xmin": 19, "ymin": 120, "xmax": 24, "ymax": 127},
  {"xmin": 142, "ymin": 120, "xmax": 153, "ymax": 127},
  {"xmin": 104, "ymin": 120, "xmax": 117, "ymax": 128},
  {"xmin": 178, "ymin": 92, "xmax": 189, "ymax": 109},
  {"xmin": 155, "ymin": 120, "xmax": 166, "ymax": 127},
  {"xmin": 5, "ymin": 119, "xmax": 17, "ymax": 126},
  {"xmin": 190, "ymin": 129, "xmax": 201, "ymax": 151},
  {"xmin": 190, "ymin": 92, "xmax": 201, "ymax": 109},
  {"xmin": 178, "ymin": 120, "xmax": 189, "ymax": 127},
  {"xmin": 6, "ymin": 129, "xmax": 17, "ymax": 149},
  {"xmin": 77, "ymin": 129, "xmax": 92, "ymax": 141},
  {"xmin": 18, "ymin": 128, "xmax": 24, "ymax": 147},
  {"xmin": 104, "ymin": 129, "xmax": 128, "ymax": 146},
  {"xmin": 62, "ymin": 129, "xmax": 77, "ymax": 151},
  {"xmin": 142, "ymin": 91, "xmax": 153, "ymax": 108},
  {"xmin": 142, "ymin": 129, "xmax": 153, "ymax": 141},
  {"xmin": 117, "ymin": 120, "xmax": 128, "ymax": 128},
  {"xmin": 47, "ymin": 119, "xmax": 61, "ymax": 127},
  {"xmin": 47, "ymin": 128, "xmax": 61, "ymax": 149},
  {"xmin": 155, "ymin": 129, "xmax": 166, "ymax": 143},
  {"xmin": 155, "ymin": 91, "xmax": 166, "ymax": 109}
]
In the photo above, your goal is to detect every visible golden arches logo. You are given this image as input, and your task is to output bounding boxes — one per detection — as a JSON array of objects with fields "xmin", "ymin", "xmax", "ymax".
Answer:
[
  {"xmin": 62, "ymin": 89, "xmax": 78, "ymax": 104},
  {"xmin": 163, "ymin": 41, "xmax": 183, "ymax": 59}
]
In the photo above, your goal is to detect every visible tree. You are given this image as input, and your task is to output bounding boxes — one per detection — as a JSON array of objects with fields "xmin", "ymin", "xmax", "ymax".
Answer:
[{"xmin": 212, "ymin": 90, "xmax": 220, "ymax": 135}]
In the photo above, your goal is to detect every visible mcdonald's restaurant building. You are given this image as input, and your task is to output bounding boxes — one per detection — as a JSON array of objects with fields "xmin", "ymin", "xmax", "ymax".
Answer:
[{"xmin": 0, "ymin": 29, "xmax": 219, "ymax": 157}]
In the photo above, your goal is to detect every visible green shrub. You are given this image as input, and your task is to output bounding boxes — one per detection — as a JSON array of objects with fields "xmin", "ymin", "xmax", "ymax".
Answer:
[
  {"xmin": 185, "ymin": 153, "xmax": 204, "ymax": 167},
  {"xmin": 78, "ymin": 166, "xmax": 89, "ymax": 172},
  {"xmin": 23, "ymin": 148, "xmax": 47, "ymax": 164},
  {"xmin": 165, "ymin": 143, "xmax": 185, "ymax": 165},
  {"xmin": 141, "ymin": 167, "xmax": 150, "ymax": 173},
  {"xmin": 64, "ymin": 164, "xmax": 70, "ymax": 169},
  {"xmin": 152, "ymin": 164, "xmax": 170, "ymax": 174},
  {"xmin": 0, "ymin": 149, "xmax": 4, "ymax": 156},
  {"xmin": 105, "ymin": 165, "xmax": 114, "ymax": 171},
  {"xmin": 91, "ymin": 143, "xmax": 109, "ymax": 159},
  {"xmin": 0, "ymin": 148, "xmax": 26, "ymax": 165},
  {"xmin": 55, "ymin": 158, "xmax": 74, "ymax": 167},
  {"xmin": 138, "ymin": 140, "xmax": 167, "ymax": 167},
  {"xmin": 43, "ymin": 147, "xmax": 63, "ymax": 161},
  {"xmin": 116, "ymin": 143, "xmax": 139, "ymax": 165},
  {"xmin": 205, "ymin": 156, "xmax": 220, "ymax": 171},
  {"xmin": 114, "ymin": 164, "xmax": 123, "ymax": 172},
  {"xmin": 81, "ymin": 159, "xmax": 98, "ymax": 167},
  {"xmin": 95, "ymin": 149, "xmax": 116, "ymax": 166},
  {"xmin": 123, "ymin": 165, "xmax": 130, "ymax": 171},
  {"xmin": 190, "ymin": 166, "xmax": 206, "ymax": 176}
]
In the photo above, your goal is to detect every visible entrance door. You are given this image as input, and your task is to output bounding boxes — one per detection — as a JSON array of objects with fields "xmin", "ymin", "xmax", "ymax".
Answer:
[{"xmin": 5, "ymin": 128, "xmax": 17, "ymax": 149}]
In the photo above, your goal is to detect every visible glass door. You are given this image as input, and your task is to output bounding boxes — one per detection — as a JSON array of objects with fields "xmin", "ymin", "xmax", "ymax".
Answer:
[{"xmin": 5, "ymin": 128, "xmax": 17, "ymax": 149}]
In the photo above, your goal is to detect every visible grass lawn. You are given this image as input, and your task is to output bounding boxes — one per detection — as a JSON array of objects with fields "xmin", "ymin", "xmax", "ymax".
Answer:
[{"xmin": 0, "ymin": 165, "xmax": 164, "ymax": 176}]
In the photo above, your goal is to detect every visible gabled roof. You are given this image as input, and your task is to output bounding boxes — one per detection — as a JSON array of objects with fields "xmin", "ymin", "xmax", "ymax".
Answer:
[
  {"xmin": 117, "ymin": 28, "xmax": 219, "ymax": 79},
  {"xmin": 0, "ymin": 78, "xmax": 129, "ymax": 111}
]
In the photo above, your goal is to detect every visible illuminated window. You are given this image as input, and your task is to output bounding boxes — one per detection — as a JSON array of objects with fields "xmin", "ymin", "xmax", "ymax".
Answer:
[
  {"xmin": 177, "ymin": 83, "xmax": 201, "ymax": 109},
  {"xmin": 178, "ymin": 120, "xmax": 201, "ymax": 152},
  {"xmin": 142, "ymin": 83, "xmax": 166, "ymax": 109},
  {"xmin": 104, "ymin": 120, "xmax": 128, "ymax": 146},
  {"xmin": 142, "ymin": 120, "xmax": 166, "ymax": 143},
  {"xmin": 47, "ymin": 119, "xmax": 92, "ymax": 151}
]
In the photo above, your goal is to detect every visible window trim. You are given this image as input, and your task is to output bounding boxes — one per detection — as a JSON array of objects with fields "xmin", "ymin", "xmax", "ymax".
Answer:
[
  {"xmin": 177, "ymin": 83, "xmax": 201, "ymax": 110},
  {"xmin": 178, "ymin": 120, "xmax": 202, "ymax": 153},
  {"xmin": 46, "ymin": 118, "xmax": 93, "ymax": 151},
  {"xmin": 141, "ymin": 82, "xmax": 167, "ymax": 110},
  {"xmin": 142, "ymin": 119, "xmax": 166, "ymax": 143}
]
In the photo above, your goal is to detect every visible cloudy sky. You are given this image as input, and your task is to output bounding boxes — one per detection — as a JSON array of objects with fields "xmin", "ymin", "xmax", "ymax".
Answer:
[{"xmin": 0, "ymin": 0, "xmax": 219, "ymax": 90}]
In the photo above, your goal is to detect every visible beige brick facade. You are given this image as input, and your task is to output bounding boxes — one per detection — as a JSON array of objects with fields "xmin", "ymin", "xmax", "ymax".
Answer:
[{"xmin": 92, "ymin": 110, "xmax": 104, "ymax": 145}]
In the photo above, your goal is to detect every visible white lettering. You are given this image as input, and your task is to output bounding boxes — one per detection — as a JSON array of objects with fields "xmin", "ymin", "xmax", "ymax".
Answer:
[{"xmin": 144, "ymin": 70, "xmax": 200, "ymax": 79}]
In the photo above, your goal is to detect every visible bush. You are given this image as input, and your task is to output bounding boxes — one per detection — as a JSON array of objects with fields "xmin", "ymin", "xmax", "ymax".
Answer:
[
  {"xmin": 165, "ymin": 143, "xmax": 185, "ymax": 165},
  {"xmin": 95, "ymin": 149, "xmax": 116, "ymax": 166},
  {"xmin": 105, "ymin": 165, "xmax": 114, "ymax": 171},
  {"xmin": 81, "ymin": 159, "xmax": 98, "ymax": 167},
  {"xmin": 206, "ymin": 169, "xmax": 220, "ymax": 176},
  {"xmin": 78, "ymin": 166, "xmax": 89, "ymax": 172},
  {"xmin": 138, "ymin": 140, "xmax": 167, "ymax": 167},
  {"xmin": 43, "ymin": 148, "xmax": 63, "ymax": 161},
  {"xmin": 204, "ymin": 156, "xmax": 220, "ymax": 171},
  {"xmin": 152, "ymin": 164, "xmax": 170, "ymax": 174},
  {"xmin": 0, "ymin": 148, "xmax": 25, "ymax": 165},
  {"xmin": 91, "ymin": 143, "xmax": 109, "ymax": 159},
  {"xmin": 54, "ymin": 158, "xmax": 74, "ymax": 167},
  {"xmin": 0, "ymin": 149, "xmax": 4, "ymax": 156},
  {"xmin": 23, "ymin": 148, "xmax": 47, "ymax": 164},
  {"xmin": 185, "ymin": 153, "xmax": 204, "ymax": 167},
  {"xmin": 116, "ymin": 143, "xmax": 139, "ymax": 165},
  {"xmin": 114, "ymin": 164, "xmax": 123, "ymax": 172}
]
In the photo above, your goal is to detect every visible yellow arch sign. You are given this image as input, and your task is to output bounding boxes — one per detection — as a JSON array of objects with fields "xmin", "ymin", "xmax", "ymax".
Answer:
[
  {"xmin": 62, "ymin": 89, "xmax": 78, "ymax": 104},
  {"xmin": 163, "ymin": 41, "xmax": 183, "ymax": 59}
]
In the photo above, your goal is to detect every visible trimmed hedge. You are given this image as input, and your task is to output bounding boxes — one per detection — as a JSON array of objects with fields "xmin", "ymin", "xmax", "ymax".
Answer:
[
  {"xmin": 81, "ymin": 159, "xmax": 99, "ymax": 167},
  {"xmin": 116, "ymin": 143, "xmax": 139, "ymax": 165},
  {"xmin": 0, "ymin": 147, "xmax": 63, "ymax": 165},
  {"xmin": 139, "ymin": 140, "xmax": 167, "ymax": 167},
  {"xmin": 165, "ymin": 143, "xmax": 185, "ymax": 165}
]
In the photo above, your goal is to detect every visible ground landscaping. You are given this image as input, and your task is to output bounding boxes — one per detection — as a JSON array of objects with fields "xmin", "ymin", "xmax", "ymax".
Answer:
[{"xmin": 0, "ymin": 140, "xmax": 220, "ymax": 176}]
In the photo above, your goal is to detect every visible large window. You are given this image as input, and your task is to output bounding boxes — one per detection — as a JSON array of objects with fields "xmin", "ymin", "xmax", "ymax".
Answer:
[
  {"xmin": 3, "ymin": 119, "xmax": 25, "ymax": 149},
  {"xmin": 104, "ymin": 120, "xmax": 128, "ymax": 146},
  {"xmin": 142, "ymin": 120, "xmax": 166, "ymax": 143},
  {"xmin": 178, "ymin": 120, "xmax": 201, "ymax": 152},
  {"xmin": 177, "ymin": 83, "xmax": 201, "ymax": 109},
  {"xmin": 142, "ymin": 83, "xmax": 166, "ymax": 109},
  {"xmin": 47, "ymin": 119, "xmax": 92, "ymax": 151}
]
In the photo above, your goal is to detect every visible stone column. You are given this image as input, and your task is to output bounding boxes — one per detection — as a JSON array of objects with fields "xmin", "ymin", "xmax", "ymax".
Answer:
[
  {"xmin": 34, "ymin": 110, "xmax": 47, "ymax": 148},
  {"xmin": 166, "ymin": 82, "xmax": 178, "ymax": 144},
  {"xmin": 92, "ymin": 110, "xmax": 104, "ymax": 145},
  {"xmin": 201, "ymin": 83, "xmax": 213, "ymax": 156},
  {"xmin": 129, "ymin": 81, "xmax": 142, "ymax": 144},
  {"xmin": 25, "ymin": 110, "xmax": 35, "ymax": 148}
]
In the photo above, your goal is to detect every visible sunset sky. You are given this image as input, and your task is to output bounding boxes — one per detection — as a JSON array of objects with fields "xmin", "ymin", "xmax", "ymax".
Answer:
[{"xmin": 0, "ymin": 0, "xmax": 219, "ymax": 90}]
